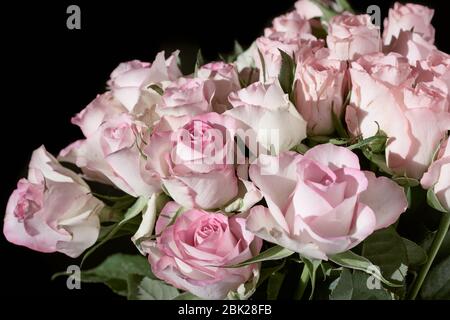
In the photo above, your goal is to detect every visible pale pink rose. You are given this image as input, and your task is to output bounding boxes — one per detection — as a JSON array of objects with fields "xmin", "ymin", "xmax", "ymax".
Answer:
[
  {"xmin": 385, "ymin": 31, "xmax": 436, "ymax": 66},
  {"xmin": 197, "ymin": 62, "xmax": 241, "ymax": 113},
  {"xmin": 155, "ymin": 77, "xmax": 215, "ymax": 117},
  {"xmin": 326, "ymin": 13, "xmax": 381, "ymax": 61},
  {"xmin": 421, "ymin": 139, "xmax": 450, "ymax": 211},
  {"xmin": 264, "ymin": 11, "xmax": 311, "ymax": 40},
  {"xmin": 294, "ymin": 48, "xmax": 347, "ymax": 135},
  {"xmin": 4, "ymin": 146, "xmax": 103, "ymax": 258},
  {"xmin": 225, "ymin": 81, "xmax": 307, "ymax": 154},
  {"xmin": 346, "ymin": 52, "xmax": 450, "ymax": 179},
  {"xmin": 145, "ymin": 112, "xmax": 239, "ymax": 210},
  {"xmin": 255, "ymin": 34, "xmax": 323, "ymax": 82},
  {"xmin": 247, "ymin": 144, "xmax": 408, "ymax": 260},
  {"xmin": 60, "ymin": 112, "xmax": 160, "ymax": 197},
  {"xmin": 417, "ymin": 50, "xmax": 450, "ymax": 102},
  {"xmin": 108, "ymin": 51, "xmax": 182, "ymax": 113},
  {"xmin": 295, "ymin": 0, "xmax": 324, "ymax": 20},
  {"xmin": 143, "ymin": 202, "xmax": 262, "ymax": 299},
  {"xmin": 383, "ymin": 2, "xmax": 435, "ymax": 47}
]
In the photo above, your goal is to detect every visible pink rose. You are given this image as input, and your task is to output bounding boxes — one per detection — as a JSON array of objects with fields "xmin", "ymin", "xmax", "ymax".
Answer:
[
  {"xmin": 143, "ymin": 202, "xmax": 262, "ymax": 299},
  {"xmin": 385, "ymin": 31, "xmax": 436, "ymax": 66},
  {"xmin": 4, "ymin": 146, "xmax": 103, "ymax": 258},
  {"xmin": 417, "ymin": 50, "xmax": 450, "ymax": 102},
  {"xmin": 60, "ymin": 110, "xmax": 160, "ymax": 197},
  {"xmin": 145, "ymin": 112, "xmax": 239, "ymax": 209},
  {"xmin": 383, "ymin": 2, "xmax": 435, "ymax": 47},
  {"xmin": 246, "ymin": 144, "xmax": 408, "ymax": 260},
  {"xmin": 197, "ymin": 62, "xmax": 240, "ymax": 113},
  {"xmin": 225, "ymin": 81, "xmax": 307, "ymax": 154},
  {"xmin": 155, "ymin": 77, "xmax": 215, "ymax": 117},
  {"xmin": 108, "ymin": 51, "xmax": 182, "ymax": 113},
  {"xmin": 346, "ymin": 52, "xmax": 450, "ymax": 179},
  {"xmin": 295, "ymin": 0, "xmax": 324, "ymax": 20},
  {"xmin": 421, "ymin": 139, "xmax": 450, "ymax": 211},
  {"xmin": 264, "ymin": 11, "xmax": 311, "ymax": 40},
  {"xmin": 255, "ymin": 34, "xmax": 323, "ymax": 82},
  {"xmin": 294, "ymin": 48, "xmax": 348, "ymax": 135},
  {"xmin": 326, "ymin": 13, "xmax": 381, "ymax": 61}
]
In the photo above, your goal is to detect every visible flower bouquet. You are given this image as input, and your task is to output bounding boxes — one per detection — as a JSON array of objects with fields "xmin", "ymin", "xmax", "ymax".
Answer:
[{"xmin": 4, "ymin": 0, "xmax": 449, "ymax": 300}]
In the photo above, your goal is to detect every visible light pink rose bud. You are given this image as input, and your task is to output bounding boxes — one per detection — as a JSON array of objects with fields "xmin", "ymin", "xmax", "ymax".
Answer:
[
  {"xmin": 60, "ymin": 111, "xmax": 160, "ymax": 198},
  {"xmin": 246, "ymin": 144, "xmax": 408, "ymax": 260},
  {"xmin": 383, "ymin": 2, "xmax": 435, "ymax": 47},
  {"xmin": 197, "ymin": 62, "xmax": 240, "ymax": 113},
  {"xmin": 385, "ymin": 31, "xmax": 436, "ymax": 66},
  {"xmin": 143, "ymin": 202, "xmax": 262, "ymax": 299},
  {"xmin": 294, "ymin": 48, "xmax": 347, "ymax": 135},
  {"xmin": 156, "ymin": 77, "xmax": 215, "ymax": 117},
  {"xmin": 145, "ymin": 112, "xmax": 239, "ymax": 209},
  {"xmin": 108, "ymin": 51, "xmax": 182, "ymax": 113},
  {"xmin": 4, "ymin": 146, "xmax": 103, "ymax": 258},
  {"xmin": 327, "ymin": 13, "xmax": 381, "ymax": 61},
  {"xmin": 255, "ymin": 34, "xmax": 323, "ymax": 82},
  {"xmin": 421, "ymin": 139, "xmax": 450, "ymax": 211},
  {"xmin": 264, "ymin": 11, "xmax": 311, "ymax": 40}
]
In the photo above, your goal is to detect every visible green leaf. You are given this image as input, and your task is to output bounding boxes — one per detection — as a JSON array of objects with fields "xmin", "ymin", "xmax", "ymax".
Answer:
[
  {"xmin": 347, "ymin": 135, "xmax": 387, "ymax": 151},
  {"xmin": 257, "ymin": 48, "xmax": 267, "ymax": 83},
  {"xmin": 81, "ymin": 196, "xmax": 148, "ymax": 266},
  {"xmin": 278, "ymin": 49, "xmax": 296, "ymax": 95},
  {"xmin": 393, "ymin": 176, "xmax": 420, "ymax": 187},
  {"xmin": 267, "ymin": 270, "xmax": 286, "ymax": 300},
  {"xmin": 329, "ymin": 268, "xmax": 353, "ymax": 299},
  {"xmin": 291, "ymin": 143, "xmax": 309, "ymax": 154},
  {"xmin": 331, "ymin": 109, "xmax": 349, "ymax": 138},
  {"xmin": 194, "ymin": 49, "xmax": 205, "ymax": 75},
  {"xmin": 330, "ymin": 250, "xmax": 402, "ymax": 287},
  {"xmin": 257, "ymin": 260, "xmax": 286, "ymax": 288},
  {"xmin": 421, "ymin": 255, "xmax": 450, "ymax": 299},
  {"xmin": 330, "ymin": 269, "xmax": 393, "ymax": 300},
  {"xmin": 233, "ymin": 40, "xmax": 244, "ymax": 57},
  {"xmin": 336, "ymin": 0, "xmax": 355, "ymax": 13},
  {"xmin": 127, "ymin": 275, "xmax": 179, "ymax": 300},
  {"xmin": 362, "ymin": 227, "xmax": 408, "ymax": 285},
  {"xmin": 301, "ymin": 256, "xmax": 321, "ymax": 299},
  {"xmin": 147, "ymin": 84, "xmax": 164, "ymax": 96},
  {"xmin": 402, "ymin": 238, "xmax": 427, "ymax": 267},
  {"xmin": 53, "ymin": 254, "xmax": 154, "ymax": 296},
  {"xmin": 310, "ymin": 0, "xmax": 338, "ymax": 21},
  {"xmin": 427, "ymin": 186, "xmax": 449, "ymax": 213},
  {"xmin": 227, "ymin": 245, "xmax": 294, "ymax": 268},
  {"xmin": 362, "ymin": 148, "xmax": 393, "ymax": 175}
]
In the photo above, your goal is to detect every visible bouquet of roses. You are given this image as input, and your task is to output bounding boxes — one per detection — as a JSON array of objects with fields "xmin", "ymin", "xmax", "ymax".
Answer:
[{"xmin": 4, "ymin": 0, "xmax": 449, "ymax": 300}]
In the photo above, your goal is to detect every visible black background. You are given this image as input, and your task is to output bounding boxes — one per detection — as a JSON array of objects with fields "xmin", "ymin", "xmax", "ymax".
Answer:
[{"xmin": 1, "ymin": 0, "xmax": 450, "ymax": 298}]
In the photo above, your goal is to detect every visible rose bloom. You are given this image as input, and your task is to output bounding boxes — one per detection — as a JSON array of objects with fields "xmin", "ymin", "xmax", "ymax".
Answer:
[
  {"xmin": 246, "ymin": 144, "xmax": 408, "ymax": 260},
  {"xmin": 421, "ymin": 139, "xmax": 450, "ymax": 211},
  {"xmin": 383, "ymin": 2, "xmax": 435, "ymax": 47},
  {"xmin": 4, "ymin": 146, "xmax": 103, "ymax": 258},
  {"xmin": 108, "ymin": 51, "xmax": 182, "ymax": 114},
  {"xmin": 143, "ymin": 202, "xmax": 262, "ymax": 299},
  {"xmin": 197, "ymin": 62, "xmax": 241, "ymax": 113},
  {"xmin": 326, "ymin": 13, "xmax": 381, "ymax": 61},
  {"xmin": 385, "ymin": 30, "xmax": 436, "ymax": 66},
  {"xmin": 225, "ymin": 81, "xmax": 307, "ymax": 154},
  {"xmin": 264, "ymin": 11, "xmax": 311, "ymax": 40},
  {"xmin": 255, "ymin": 33, "xmax": 322, "ymax": 82},
  {"xmin": 417, "ymin": 50, "xmax": 450, "ymax": 102},
  {"xmin": 294, "ymin": 48, "xmax": 347, "ymax": 136},
  {"xmin": 346, "ymin": 52, "xmax": 450, "ymax": 179},
  {"xmin": 145, "ymin": 112, "xmax": 239, "ymax": 210},
  {"xmin": 295, "ymin": 0, "xmax": 324, "ymax": 20},
  {"xmin": 60, "ymin": 98, "xmax": 160, "ymax": 197}
]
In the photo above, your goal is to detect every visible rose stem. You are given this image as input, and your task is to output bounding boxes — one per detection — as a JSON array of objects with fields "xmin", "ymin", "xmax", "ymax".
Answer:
[
  {"xmin": 408, "ymin": 212, "xmax": 450, "ymax": 299},
  {"xmin": 294, "ymin": 265, "xmax": 310, "ymax": 300}
]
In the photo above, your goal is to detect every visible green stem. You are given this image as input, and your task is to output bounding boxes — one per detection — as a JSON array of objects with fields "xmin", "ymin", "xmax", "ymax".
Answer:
[
  {"xmin": 294, "ymin": 265, "xmax": 310, "ymax": 300},
  {"xmin": 408, "ymin": 212, "xmax": 450, "ymax": 299}
]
